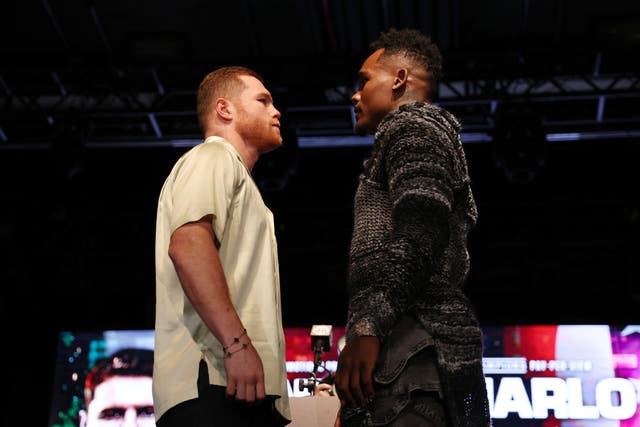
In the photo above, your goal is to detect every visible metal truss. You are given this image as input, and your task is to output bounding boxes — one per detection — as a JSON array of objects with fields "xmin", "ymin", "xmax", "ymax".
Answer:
[
  {"xmin": 438, "ymin": 73, "xmax": 640, "ymax": 130},
  {"xmin": 0, "ymin": 67, "xmax": 638, "ymax": 149}
]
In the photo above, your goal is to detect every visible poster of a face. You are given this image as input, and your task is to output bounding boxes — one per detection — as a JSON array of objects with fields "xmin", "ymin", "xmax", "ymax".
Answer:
[
  {"xmin": 50, "ymin": 330, "xmax": 155, "ymax": 427},
  {"xmin": 49, "ymin": 325, "xmax": 640, "ymax": 427}
]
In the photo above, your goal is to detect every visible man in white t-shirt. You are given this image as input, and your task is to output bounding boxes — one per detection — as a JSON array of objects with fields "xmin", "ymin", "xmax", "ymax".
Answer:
[{"xmin": 153, "ymin": 66, "xmax": 290, "ymax": 427}]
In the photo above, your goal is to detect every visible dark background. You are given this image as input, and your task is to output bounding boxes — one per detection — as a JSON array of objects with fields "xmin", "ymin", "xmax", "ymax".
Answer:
[{"xmin": 0, "ymin": 0, "xmax": 639, "ymax": 424}]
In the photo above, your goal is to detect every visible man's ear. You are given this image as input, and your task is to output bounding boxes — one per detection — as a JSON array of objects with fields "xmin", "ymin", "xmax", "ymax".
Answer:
[
  {"xmin": 392, "ymin": 68, "xmax": 408, "ymax": 91},
  {"xmin": 215, "ymin": 98, "xmax": 233, "ymax": 120}
]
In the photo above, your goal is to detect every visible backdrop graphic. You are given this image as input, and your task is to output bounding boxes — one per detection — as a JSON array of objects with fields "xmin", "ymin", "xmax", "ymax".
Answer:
[{"xmin": 49, "ymin": 325, "xmax": 640, "ymax": 427}]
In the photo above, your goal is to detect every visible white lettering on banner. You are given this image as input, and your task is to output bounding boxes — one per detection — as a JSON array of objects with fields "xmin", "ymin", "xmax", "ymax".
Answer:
[
  {"xmin": 286, "ymin": 357, "xmax": 638, "ymax": 419},
  {"xmin": 597, "ymin": 378, "xmax": 637, "ymax": 419},
  {"xmin": 288, "ymin": 377, "xmax": 327, "ymax": 397},
  {"xmin": 286, "ymin": 360, "xmax": 338, "ymax": 373},
  {"xmin": 566, "ymin": 378, "xmax": 599, "ymax": 419},
  {"xmin": 526, "ymin": 359, "xmax": 593, "ymax": 373},
  {"xmin": 489, "ymin": 377, "xmax": 534, "ymax": 418},
  {"xmin": 486, "ymin": 357, "xmax": 593, "ymax": 375},
  {"xmin": 531, "ymin": 377, "xmax": 569, "ymax": 418},
  {"xmin": 483, "ymin": 357, "xmax": 527, "ymax": 374},
  {"xmin": 487, "ymin": 376, "xmax": 638, "ymax": 420}
]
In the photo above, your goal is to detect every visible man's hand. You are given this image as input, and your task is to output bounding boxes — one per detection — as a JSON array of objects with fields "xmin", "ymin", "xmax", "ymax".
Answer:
[
  {"xmin": 334, "ymin": 336, "xmax": 380, "ymax": 407},
  {"xmin": 223, "ymin": 342, "xmax": 266, "ymax": 403},
  {"xmin": 314, "ymin": 383, "xmax": 335, "ymax": 397}
]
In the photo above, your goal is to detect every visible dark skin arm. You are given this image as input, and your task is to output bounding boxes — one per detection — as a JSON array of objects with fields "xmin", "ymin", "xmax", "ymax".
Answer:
[{"xmin": 334, "ymin": 335, "xmax": 380, "ymax": 407}]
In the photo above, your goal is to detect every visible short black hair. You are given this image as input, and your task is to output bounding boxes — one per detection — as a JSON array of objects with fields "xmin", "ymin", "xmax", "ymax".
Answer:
[{"xmin": 370, "ymin": 28, "xmax": 442, "ymax": 99}]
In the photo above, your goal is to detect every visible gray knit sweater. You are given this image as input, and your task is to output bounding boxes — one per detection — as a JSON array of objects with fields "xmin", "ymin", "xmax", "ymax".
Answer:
[{"xmin": 346, "ymin": 102, "xmax": 491, "ymax": 426}]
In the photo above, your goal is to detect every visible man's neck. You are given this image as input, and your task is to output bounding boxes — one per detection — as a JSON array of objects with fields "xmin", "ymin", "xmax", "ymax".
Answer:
[
  {"xmin": 205, "ymin": 130, "xmax": 259, "ymax": 171},
  {"xmin": 396, "ymin": 93, "xmax": 429, "ymax": 108}
]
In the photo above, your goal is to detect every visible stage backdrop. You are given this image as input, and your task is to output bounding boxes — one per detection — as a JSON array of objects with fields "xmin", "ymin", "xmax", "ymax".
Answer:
[{"xmin": 49, "ymin": 325, "xmax": 640, "ymax": 427}]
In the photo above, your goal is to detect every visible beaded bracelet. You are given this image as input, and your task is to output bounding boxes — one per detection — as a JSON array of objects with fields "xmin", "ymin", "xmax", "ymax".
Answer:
[
  {"xmin": 223, "ymin": 328, "xmax": 248, "ymax": 358},
  {"xmin": 224, "ymin": 342, "xmax": 249, "ymax": 358}
]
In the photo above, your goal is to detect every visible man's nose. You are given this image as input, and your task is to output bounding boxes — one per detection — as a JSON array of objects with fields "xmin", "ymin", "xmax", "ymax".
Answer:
[
  {"xmin": 351, "ymin": 91, "xmax": 360, "ymax": 104},
  {"xmin": 272, "ymin": 106, "xmax": 281, "ymax": 119},
  {"xmin": 121, "ymin": 407, "xmax": 138, "ymax": 427}
]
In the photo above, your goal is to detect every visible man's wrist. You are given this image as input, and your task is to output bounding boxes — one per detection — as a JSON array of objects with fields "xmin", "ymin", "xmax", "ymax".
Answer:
[
  {"xmin": 349, "ymin": 318, "xmax": 378, "ymax": 339},
  {"xmin": 222, "ymin": 328, "xmax": 250, "ymax": 358}
]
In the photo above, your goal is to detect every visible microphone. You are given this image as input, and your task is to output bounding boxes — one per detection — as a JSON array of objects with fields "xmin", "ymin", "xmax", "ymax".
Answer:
[
  {"xmin": 310, "ymin": 324, "xmax": 333, "ymax": 353},
  {"xmin": 299, "ymin": 324, "xmax": 333, "ymax": 395}
]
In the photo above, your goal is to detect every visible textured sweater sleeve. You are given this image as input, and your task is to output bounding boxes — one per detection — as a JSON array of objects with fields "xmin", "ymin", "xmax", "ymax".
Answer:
[{"xmin": 347, "ymin": 111, "xmax": 460, "ymax": 339}]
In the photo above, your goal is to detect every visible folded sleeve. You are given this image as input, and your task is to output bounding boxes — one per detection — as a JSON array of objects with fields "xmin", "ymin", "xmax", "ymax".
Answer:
[{"xmin": 169, "ymin": 143, "xmax": 240, "ymax": 240}]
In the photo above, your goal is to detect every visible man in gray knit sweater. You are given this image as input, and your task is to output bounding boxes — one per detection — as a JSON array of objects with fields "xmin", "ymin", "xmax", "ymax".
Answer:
[{"xmin": 334, "ymin": 28, "xmax": 491, "ymax": 427}]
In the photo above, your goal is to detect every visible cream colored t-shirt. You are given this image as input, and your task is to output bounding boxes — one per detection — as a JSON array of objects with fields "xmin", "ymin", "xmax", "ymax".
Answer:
[{"xmin": 153, "ymin": 136, "xmax": 290, "ymax": 422}]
